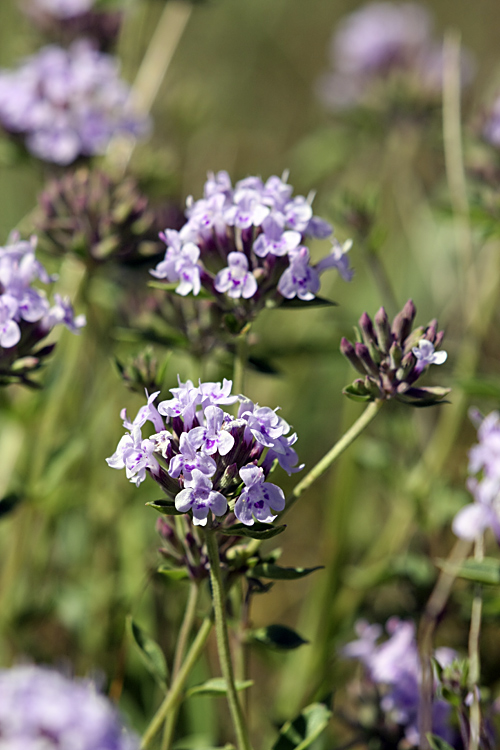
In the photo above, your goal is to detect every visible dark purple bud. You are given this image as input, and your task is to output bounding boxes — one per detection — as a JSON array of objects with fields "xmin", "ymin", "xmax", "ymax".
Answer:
[
  {"xmin": 355, "ymin": 343, "xmax": 380, "ymax": 377},
  {"xmin": 425, "ymin": 319, "xmax": 438, "ymax": 343},
  {"xmin": 391, "ymin": 299, "xmax": 416, "ymax": 343},
  {"xmin": 358, "ymin": 311, "xmax": 376, "ymax": 345},
  {"xmin": 434, "ymin": 330, "xmax": 445, "ymax": 348},
  {"xmin": 374, "ymin": 306, "xmax": 392, "ymax": 353},
  {"xmin": 340, "ymin": 337, "xmax": 367, "ymax": 375}
]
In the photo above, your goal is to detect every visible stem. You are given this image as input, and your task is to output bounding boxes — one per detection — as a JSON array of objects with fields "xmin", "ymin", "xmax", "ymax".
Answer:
[
  {"xmin": 161, "ymin": 581, "xmax": 200, "ymax": 750},
  {"xmin": 286, "ymin": 400, "xmax": 383, "ymax": 515},
  {"xmin": 468, "ymin": 535, "xmax": 484, "ymax": 750},
  {"xmin": 204, "ymin": 526, "xmax": 253, "ymax": 750},
  {"xmin": 106, "ymin": 0, "xmax": 193, "ymax": 175},
  {"xmin": 140, "ymin": 615, "xmax": 213, "ymax": 750},
  {"xmin": 418, "ymin": 538, "xmax": 471, "ymax": 749}
]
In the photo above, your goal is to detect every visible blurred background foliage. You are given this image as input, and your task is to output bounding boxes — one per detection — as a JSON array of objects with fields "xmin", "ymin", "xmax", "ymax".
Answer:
[{"xmin": 1, "ymin": 0, "xmax": 500, "ymax": 747}]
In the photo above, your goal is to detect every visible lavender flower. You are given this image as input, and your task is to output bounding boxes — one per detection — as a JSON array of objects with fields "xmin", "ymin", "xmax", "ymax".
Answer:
[
  {"xmin": 150, "ymin": 171, "xmax": 353, "ymax": 330},
  {"xmin": 22, "ymin": 0, "xmax": 123, "ymax": 50},
  {"xmin": 343, "ymin": 618, "xmax": 457, "ymax": 747},
  {"xmin": 341, "ymin": 299, "xmax": 449, "ymax": 406},
  {"xmin": 107, "ymin": 377, "xmax": 301, "ymax": 528},
  {"xmin": 0, "ymin": 664, "xmax": 138, "ymax": 749},
  {"xmin": 453, "ymin": 411, "xmax": 500, "ymax": 542},
  {"xmin": 482, "ymin": 97, "xmax": 500, "ymax": 149},
  {"xmin": 0, "ymin": 41, "xmax": 148, "ymax": 165},
  {"xmin": 317, "ymin": 2, "xmax": 473, "ymax": 111},
  {"xmin": 0, "ymin": 233, "xmax": 85, "ymax": 386}
]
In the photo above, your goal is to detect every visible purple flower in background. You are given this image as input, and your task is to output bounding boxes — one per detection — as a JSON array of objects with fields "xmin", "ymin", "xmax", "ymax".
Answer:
[
  {"xmin": 107, "ymin": 377, "xmax": 301, "ymax": 529},
  {"xmin": 31, "ymin": 0, "xmax": 95, "ymax": 17},
  {"xmin": 151, "ymin": 170, "xmax": 352, "ymax": 329},
  {"xmin": 0, "ymin": 41, "xmax": 148, "ymax": 164},
  {"xmin": 317, "ymin": 2, "xmax": 474, "ymax": 110},
  {"xmin": 343, "ymin": 618, "xmax": 456, "ymax": 746},
  {"xmin": 453, "ymin": 411, "xmax": 500, "ymax": 542},
  {"xmin": 0, "ymin": 665, "xmax": 139, "ymax": 749}
]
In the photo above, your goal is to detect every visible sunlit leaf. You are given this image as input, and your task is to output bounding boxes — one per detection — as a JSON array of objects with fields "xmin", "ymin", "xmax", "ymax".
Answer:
[
  {"xmin": 251, "ymin": 563, "xmax": 323, "ymax": 580},
  {"xmin": 126, "ymin": 616, "xmax": 168, "ymax": 688},
  {"xmin": 185, "ymin": 678, "xmax": 253, "ymax": 698},
  {"xmin": 218, "ymin": 523, "xmax": 286, "ymax": 540},
  {"xmin": 271, "ymin": 702, "xmax": 332, "ymax": 750}
]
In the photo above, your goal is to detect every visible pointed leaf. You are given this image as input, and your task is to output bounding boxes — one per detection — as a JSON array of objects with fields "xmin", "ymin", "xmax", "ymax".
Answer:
[
  {"xmin": 343, "ymin": 385, "xmax": 373, "ymax": 402},
  {"xmin": 157, "ymin": 565, "xmax": 190, "ymax": 581},
  {"xmin": 126, "ymin": 616, "xmax": 168, "ymax": 688},
  {"xmin": 272, "ymin": 702, "xmax": 332, "ymax": 750},
  {"xmin": 278, "ymin": 296, "xmax": 337, "ymax": 309},
  {"xmin": 185, "ymin": 678, "xmax": 253, "ymax": 698},
  {"xmin": 250, "ymin": 624, "xmax": 308, "ymax": 651},
  {"xmin": 438, "ymin": 557, "xmax": 500, "ymax": 585},
  {"xmin": 147, "ymin": 499, "xmax": 183, "ymax": 516},
  {"xmin": 251, "ymin": 563, "xmax": 323, "ymax": 580},
  {"xmin": 218, "ymin": 523, "xmax": 286, "ymax": 540},
  {"xmin": 426, "ymin": 734, "xmax": 456, "ymax": 750}
]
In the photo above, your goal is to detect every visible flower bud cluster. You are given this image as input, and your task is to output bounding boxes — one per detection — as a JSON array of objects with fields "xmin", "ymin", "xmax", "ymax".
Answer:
[
  {"xmin": 0, "ymin": 233, "xmax": 85, "ymax": 386},
  {"xmin": 22, "ymin": 0, "xmax": 123, "ymax": 49},
  {"xmin": 0, "ymin": 665, "xmax": 139, "ymax": 749},
  {"xmin": 0, "ymin": 40, "xmax": 149, "ymax": 165},
  {"xmin": 150, "ymin": 171, "xmax": 353, "ymax": 327},
  {"xmin": 453, "ymin": 410, "xmax": 500, "ymax": 542},
  {"xmin": 341, "ymin": 299, "xmax": 449, "ymax": 406},
  {"xmin": 342, "ymin": 618, "xmax": 457, "ymax": 747},
  {"xmin": 107, "ymin": 377, "xmax": 303, "ymax": 527},
  {"xmin": 35, "ymin": 167, "xmax": 178, "ymax": 267}
]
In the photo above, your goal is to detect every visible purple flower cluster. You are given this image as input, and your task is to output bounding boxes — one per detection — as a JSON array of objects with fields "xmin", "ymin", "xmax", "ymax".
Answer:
[
  {"xmin": 318, "ymin": 2, "xmax": 473, "ymax": 110},
  {"xmin": 453, "ymin": 411, "xmax": 500, "ymax": 542},
  {"xmin": 0, "ymin": 40, "xmax": 148, "ymax": 165},
  {"xmin": 107, "ymin": 377, "xmax": 302, "ymax": 527},
  {"xmin": 29, "ymin": 0, "xmax": 95, "ymax": 18},
  {"xmin": 0, "ymin": 664, "xmax": 139, "ymax": 749},
  {"xmin": 151, "ymin": 171, "xmax": 352, "ymax": 322},
  {"xmin": 343, "ymin": 618, "xmax": 457, "ymax": 747},
  {"xmin": 22, "ymin": 0, "xmax": 123, "ymax": 48}
]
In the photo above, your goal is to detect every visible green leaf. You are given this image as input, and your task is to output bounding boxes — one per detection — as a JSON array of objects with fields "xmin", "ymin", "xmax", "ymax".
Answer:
[
  {"xmin": 146, "ymin": 499, "xmax": 183, "ymax": 516},
  {"xmin": 126, "ymin": 616, "xmax": 168, "ymax": 688},
  {"xmin": 0, "ymin": 493, "xmax": 22, "ymax": 520},
  {"xmin": 277, "ymin": 296, "xmax": 337, "ymax": 309},
  {"xmin": 250, "ymin": 624, "xmax": 308, "ymax": 651},
  {"xmin": 157, "ymin": 565, "xmax": 190, "ymax": 581},
  {"xmin": 218, "ymin": 523, "xmax": 286, "ymax": 540},
  {"xmin": 185, "ymin": 678, "xmax": 253, "ymax": 698},
  {"xmin": 251, "ymin": 563, "xmax": 323, "ymax": 580},
  {"xmin": 426, "ymin": 734, "xmax": 456, "ymax": 750},
  {"xmin": 271, "ymin": 702, "xmax": 332, "ymax": 750},
  {"xmin": 342, "ymin": 385, "xmax": 372, "ymax": 402},
  {"xmin": 438, "ymin": 557, "xmax": 500, "ymax": 585}
]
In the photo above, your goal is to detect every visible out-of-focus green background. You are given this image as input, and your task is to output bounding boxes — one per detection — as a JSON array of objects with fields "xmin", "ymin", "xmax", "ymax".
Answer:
[{"xmin": 1, "ymin": 0, "xmax": 500, "ymax": 745}]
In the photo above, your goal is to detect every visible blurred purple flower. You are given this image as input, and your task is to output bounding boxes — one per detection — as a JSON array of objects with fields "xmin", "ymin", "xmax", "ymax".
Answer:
[
  {"xmin": 0, "ymin": 665, "xmax": 138, "ymax": 749},
  {"xmin": 0, "ymin": 40, "xmax": 148, "ymax": 164}
]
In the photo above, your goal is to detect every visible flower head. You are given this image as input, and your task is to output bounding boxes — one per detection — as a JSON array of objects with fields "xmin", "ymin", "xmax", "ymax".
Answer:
[
  {"xmin": 0, "ymin": 41, "xmax": 149, "ymax": 164},
  {"xmin": 150, "ymin": 171, "xmax": 352, "ymax": 331},
  {"xmin": 0, "ymin": 665, "xmax": 138, "ymax": 749},
  {"xmin": 341, "ymin": 299, "xmax": 449, "ymax": 406},
  {"xmin": 107, "ymin": 377, "xmax": 301, "ymax": 528}
]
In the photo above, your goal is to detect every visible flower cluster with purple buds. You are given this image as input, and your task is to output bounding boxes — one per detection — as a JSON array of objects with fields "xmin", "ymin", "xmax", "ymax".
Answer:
[
  {"xmin": 317, "ymin": 1, "xmax": 474, "ymax": 111},
  {"xmin": 150, "ymin": 171, "xmax": 353, "ymax": 329},
  {"xmin": 453, "ymin": 410, "xmax": 500, "ymax": 543},
  {"xmin": 342, "ymin": 618, "xmax": 457, "ymax": 747},
  {"xmin": 341, "ymin": 299, "xmax": 449, "ymax": 406},
  {"xmin": 0, "ymin": 233, "xmax": 85, "ymax": 386},
  {"xmin": 107, "ymin": 377, "xmax": 302, "ymax": 528},
  {"xmin": 0, "ymin": 664, "xmax": 139, "ymax": 749},
  {"xmin": 0, "ymin": 40, "xmax": 148, "ymax": 165}
]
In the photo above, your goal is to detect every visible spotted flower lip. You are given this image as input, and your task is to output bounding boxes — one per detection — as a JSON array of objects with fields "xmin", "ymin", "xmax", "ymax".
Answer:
[
  {"xmin": 341, "ymin": 299, "xmax": 449, "ymax": 406},
  {"xmin": 107, "ymin": 377, "xmax": 302, "ymax": 528},
  {"xmin": 150, "ymin": 171, "xmax": 353, "ymax": 328}
]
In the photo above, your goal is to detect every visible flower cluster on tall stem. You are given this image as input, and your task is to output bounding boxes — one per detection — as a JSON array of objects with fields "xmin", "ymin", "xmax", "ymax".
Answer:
[{"xmin": 107, "ymin": 377, "xmax": 302, "ymax": 528}]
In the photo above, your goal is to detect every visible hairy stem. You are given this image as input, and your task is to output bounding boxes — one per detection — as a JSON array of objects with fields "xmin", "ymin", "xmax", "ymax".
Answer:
[
  {"xmin": 204, "ymin": 526, "xmax": 253, "ymax": 750},
  {"xmin": 468, "ymin": 535, "xmax": 484, "ymax": 750}
]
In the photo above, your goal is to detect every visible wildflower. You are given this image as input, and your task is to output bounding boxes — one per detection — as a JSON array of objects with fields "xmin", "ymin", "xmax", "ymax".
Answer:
[
  {"xmin": 453, "ymin": 411, "xmax": 500, "ymax": 542},
  {"xmin": 151, "ymin": 171, "xmax": 352, "ymax": 330},
  {"xmin": 343, "ymin": 618, "xmax": 457, "ymax": 747},
  {"xmin": 107, "ymin": 377, "xmax": 301, "ymax": 528},
  {"xmin": 0, "ymin": 41, "xmax": 148, "ymax": 165},
  {"xmin": 0, "ymin": 664, "xmax": 138, "ymax": 749},
  {"xmin": 341, "ymin": 299, "xmax": 449, "ymax": 406},
  {"xmin": 0, "ymin": 233, "xmax": 85, "ymax": 386},
  {"xmin": 35, "ymin": 167, "xmax": 179, "ymax": 268}
]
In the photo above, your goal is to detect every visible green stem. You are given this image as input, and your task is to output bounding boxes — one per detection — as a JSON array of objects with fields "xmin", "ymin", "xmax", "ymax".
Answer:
[
  {"xmin": 204, "ymin": 526, "xmax": 253, "ymax": 750},
  {"xmin": 285, "ymin": 400, "xmax": 383, "ymax": 516},
  {"xmin": 468, "ymin": 535, "xmax": 484, "ymax": 750},
  {"xmin": 140, "ymin": 615, "xmax": 213, "ymax": 750},
  {"xmin": 161, "ymin": 581, "xmax": 200, "ymax": 750}
]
